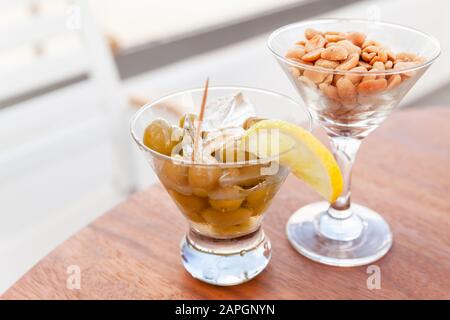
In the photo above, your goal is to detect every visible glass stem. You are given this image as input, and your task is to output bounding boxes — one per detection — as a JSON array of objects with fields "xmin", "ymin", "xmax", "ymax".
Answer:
[{"xmin": 328, "ymin": 136, "xmax": 362, "ymax": 218}]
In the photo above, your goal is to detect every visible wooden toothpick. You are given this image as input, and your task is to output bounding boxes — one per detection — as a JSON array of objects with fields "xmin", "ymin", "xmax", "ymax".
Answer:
[{"xmin": 192, "ymin": 78, "xmax": 209, "ymax": 161}]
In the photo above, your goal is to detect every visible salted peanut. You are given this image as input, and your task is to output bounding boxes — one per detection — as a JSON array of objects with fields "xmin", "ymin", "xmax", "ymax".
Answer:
[
  {"xmin": 336, "ymin": 52, "xmax": 359, "ymax": 71},
  {"xmin": 358, "ymin": 60, "xmax": 372, "ymax": 69},
  {"xmin": 362, "ymin": 45, "xmax": 379, "ymax": 54},
  {"xmin": 344, "ymin": 66, "xmax": 367, "ymax": 85},
  {"xmin": 386, "ymin": 74, "xmax": 402, "ymax": 90},
  {"xmin": 372, "ymin": 61, "xmax": 385, "ymax": 71},
  {"xmin": 357, "ymin": 78, "xmax": 388, "ymax": 94},
  {"xmin": 301, "ymin": 47, "xmax": 324, "ymax": 62},
  {"xmin": 295, "ymin": 40, "xmax": 306, "ymax": 46},
  {"xmin": 305, "ymin": 28, "xmax": 323, "ymax": 40},
  {"xmin": 315, "ymin": 58, "xmax": 339, "ymax": 69},
  {"xmin": 300, "ymin": 60, "xmax": 314, "ymax": 66},
  {"xmin": 319, "ymin": 83, "xmax": 340, "ymax": 101},
  {"xmin": 168, "ymin": 190, "xmax": 208, "ymax": 223},
  {"xmin": 336, "ymin": 77, "xmax": 357, "ymax": 102},
  {"xmin": 396, "ymin": 52, "xmax": 418, "ymax": 62},
  {"xmin": 298, "ymin": 75, "xmax": 317, "ymax": 88},
  {"xmin": 332, "ymin": 74, "xmax": 344, "ymax": 86},
  {"xmin": 322, "ymin": 73, "xmax": 334, "ymax": 85},
  {"xmin": 394, "ymin": 61, "xmax": 418, "ymax": 77},
  {"xmin": 188, "ymin": 166, "xmax": 222, "ymax": 195},
  {"xmin": 336, "ymin": 40, "xmax": 361, "ymax": 55},
  {"xmin": 362, "ymin": 68, "xmax": 380, "ymax": 82},
  {"xmin": 325, "ymin": 32, "xmax": 347, "ymax": 42},
  {"xmin": 386, "ymin": 50, "xmax": 396, "ymax": 61},
  {"xmin": 325, "ymin": 34, "xmax": 346, "ymax": 42},
  {"xmin": 362, "ymin": 39, "xmax": 381, "ymax": 49},
  {"xmin": 321, "ymin": 46, "xmax": 348, "ymax": 61},
  {"xmin": 361, "ymin": 51, "xmax": 376, "ymax": 62},
  {"xmin": 303, "ymin": 69, "xmax": 328, "ymax": 84},
  {"xmin": 289, "ymin": 67, "xmax": 301, "ymax": 78},
  {"xmin": 305, "ymin": 34, "xmax": 326, "ymax": 52},
  {"xmin": 385, "ymin": 60, "xmax": 393, "ymax": 69},
  {"xmin": 201, "ymin": 207, "xmax": 253, "ymax": 227},
  {"xmin": 346, "ymin": 31, "xmax": 366, "ymax": 47},
  {"xmin": 370, "ymin": 48, "xmax": 388, "ymax": 64},
  {"xmin": 286, "ymin": 47, "xmax": 306, "ymax": 60}
]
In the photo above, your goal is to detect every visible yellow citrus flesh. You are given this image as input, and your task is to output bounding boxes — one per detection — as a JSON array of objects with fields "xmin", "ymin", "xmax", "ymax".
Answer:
[{"xmin": 242, "ymin": 120, "xmax": 343, "ymax": 203}]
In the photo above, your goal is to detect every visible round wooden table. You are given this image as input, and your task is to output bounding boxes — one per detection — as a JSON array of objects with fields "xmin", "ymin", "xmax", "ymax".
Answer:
[{"xmin": 3, "ymin": 106, "xmax": 450, "ymax": 299}]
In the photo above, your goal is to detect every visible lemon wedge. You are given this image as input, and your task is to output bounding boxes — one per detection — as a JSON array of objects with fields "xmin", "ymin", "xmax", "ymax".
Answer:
[{"xmin": 241, "ymin": 120, "xmax": 343, "ymax": 203}]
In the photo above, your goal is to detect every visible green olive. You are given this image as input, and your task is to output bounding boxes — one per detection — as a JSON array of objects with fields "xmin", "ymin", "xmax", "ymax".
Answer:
[{"xmin": 143, "ymin": 118, "xmax": 180, "ymax": 155}]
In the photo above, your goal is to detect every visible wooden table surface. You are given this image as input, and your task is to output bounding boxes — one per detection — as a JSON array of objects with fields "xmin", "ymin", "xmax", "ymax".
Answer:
[{"xmin": 3, "ymin": 106, "xmax": 450, "ymax": 299}]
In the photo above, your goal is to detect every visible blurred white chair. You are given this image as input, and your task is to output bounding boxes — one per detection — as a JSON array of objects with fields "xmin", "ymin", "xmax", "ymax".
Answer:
[{"xmin": 0, "ymin": 0, "xmax": 135, "ymax": 293}]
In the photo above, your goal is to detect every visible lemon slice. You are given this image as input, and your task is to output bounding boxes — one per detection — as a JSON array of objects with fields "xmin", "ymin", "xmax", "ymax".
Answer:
[{"xmin": 241, "ymin": 120, "xmax": 343, "ymax": 203}]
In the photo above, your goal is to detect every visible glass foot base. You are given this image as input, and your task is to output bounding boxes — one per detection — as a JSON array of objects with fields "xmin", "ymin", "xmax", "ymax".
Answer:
[
  {"xmin": 286, "ymin": 202, "xmax": 393, "ymax": 267},
  {"xmin": 180, "ymin": 228, "xmax": 271, "ymax": 286}
]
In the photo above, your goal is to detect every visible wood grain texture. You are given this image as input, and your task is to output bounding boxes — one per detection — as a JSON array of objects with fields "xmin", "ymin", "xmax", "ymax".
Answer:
[{"xmin": 3, "ymin": 106, "xmax": 450, "ymax": 300}]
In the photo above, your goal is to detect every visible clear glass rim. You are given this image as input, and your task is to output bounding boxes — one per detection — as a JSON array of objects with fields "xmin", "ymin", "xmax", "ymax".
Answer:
[
  {"xmin": 130, "ymin": 85, "xmax": 313, "ymax": 167},
  {"xmin": 267, "ymin": 18, "xmax": 441, "ymax": 76}
]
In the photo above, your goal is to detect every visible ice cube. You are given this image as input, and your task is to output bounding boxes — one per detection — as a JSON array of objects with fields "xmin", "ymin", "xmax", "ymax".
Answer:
[{"xmin": 202, "ymin": 92, "xmax": 256, "ymax": 131}]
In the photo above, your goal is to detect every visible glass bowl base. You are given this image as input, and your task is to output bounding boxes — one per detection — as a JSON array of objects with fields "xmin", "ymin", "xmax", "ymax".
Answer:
[
  {"xmin": 286, "ymin": 202, "xmax": 393, "ymax": 267},
  {"xmin": 180, "ymin": 228, "xmax": 271, "ymax": 286}
]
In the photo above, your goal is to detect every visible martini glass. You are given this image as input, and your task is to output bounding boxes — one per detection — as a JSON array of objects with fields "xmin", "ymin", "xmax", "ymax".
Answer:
[
  {"xmin": 130, "ymin": 86, "xmax": 312, "ymax": 285},
  {"xmin": 268, "ymin": 19, "xmax": 440, "ymax": 266}
]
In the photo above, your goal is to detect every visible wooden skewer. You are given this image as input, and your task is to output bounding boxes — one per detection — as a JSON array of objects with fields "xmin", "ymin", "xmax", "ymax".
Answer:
[{"xmin": 192, "ymin": 78, "xmax": 209, "ymax": 161}]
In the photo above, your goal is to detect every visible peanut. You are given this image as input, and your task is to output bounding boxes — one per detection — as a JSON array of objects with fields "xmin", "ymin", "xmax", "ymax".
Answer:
[
  {"xmin": 306, "ymin": 35, "xmax": 326, "ymax": 52},
  {"xmin": 315, "ymin": 58, "xmax": 339, "ymax": 69},
  {"xmin": 396, "ymin": 52, "xmax": 418, "ymax": 62},
  {"xmin": 303, "ymin": 69, "xmax": 328, "ymax": 84},
  {"xmin": 298, "ymin": 75, "xmax": 317, "ymax": 88},
  {"xmin": 394, "ymin": 61, "xmax": 418, "ymax": 77},
  {"xmin": 332, "ymin": 74, "xmax": 344, "ymax": 86},
  {"xmin": 344, "ymin": 66, "xmax": 367, "ymax": 85},
  {"xmin": 325, "ymin": 33, "xmax": 347, "ymax": 42},
  {"xmin": 336, "ymin": 77, "xmax": 357, "ymax": 101},
  {"xmin": 386, "ymin": 50, "xmax": 396, "ymax": 61},
  {"xmin": 370, "ymin": 48, "xmax": 388, "ymax": 64},
  {"xmin": 362, "ymin": 39, "xmax": 381, "ymax": 49},
  {"xmin": 357, "ymin": 78, "xmax": 387, "ymax": 95},
  {"xmin": 322, "ymin": 73, "xmax": 334, "ymax": 85},
  {"xmin": 319, "ymin": 83, "xmax": 340, "ymax": 101},
  {"xmin": 346, "ymin": 32, "xmax": 366, "ymax": 47},
  {"xmin": 305, "ymin": 28, "xmax": 323, "ymax": 40},
  {"xmin": 385, "ymin": 60, "xmax": 393, "ymax": 69},
  {"xmin": 336, "ymin": 52, "xmax": 359, "ymax": 71},
  {"xmin": 386, "ymin": 74, "xmax": 402, "ymax": 90},
  {"xmin": 358, "ymin": 60, "xmax": 372, "ymax": 69},
  {"xmin": 290, "ymin": 67, "xmax": 301, "ymax": 78},
  {"xmin": 336, "ymin": 40, "xmax": 361, "ymax": 55},
  {"xmin": 301, "ymin": 48, "xmax": 324, "ymax": 62},
  {"xmin": 286, "ymin": 47, "xmax": 306, "ymax": 60},
  {"xmin": 321, "ymin": 46, "xmax": 349, "ymax": 61},
  {"xmin": 362, "ymin": 68, "xmax": 380, "ymax": 82},
  {"xmin": 361, "ymin": 51, "xmax": 376, "ymax": 62},
  {"xmin": 372, "ymin": 61, "xmax": 385, "ymax": 71}
]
